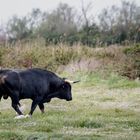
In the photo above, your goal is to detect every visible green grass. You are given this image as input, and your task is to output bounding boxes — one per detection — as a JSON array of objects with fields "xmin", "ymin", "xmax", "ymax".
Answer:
[
  {"xmin": 0, "ymin": 72, "xmax": 140, "ymax": 140},
  {"xmin": 67, "ymin": 71, "xmax": 140, "ymax": 89}
]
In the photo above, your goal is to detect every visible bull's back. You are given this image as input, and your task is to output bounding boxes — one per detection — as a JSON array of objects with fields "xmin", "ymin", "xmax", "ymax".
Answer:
[{"xmin": 19, "ymin": 68, "xmax": 61, "ymax": 99}]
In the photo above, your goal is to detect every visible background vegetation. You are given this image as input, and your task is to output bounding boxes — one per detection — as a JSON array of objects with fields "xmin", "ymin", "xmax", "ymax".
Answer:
[
  {"xmin": 0, "ymin": 42, "xmax": 139, "ymax": 80},
  {"xmin": 0, "ymin": 0, "xmax": 140, "ymax": 46}
]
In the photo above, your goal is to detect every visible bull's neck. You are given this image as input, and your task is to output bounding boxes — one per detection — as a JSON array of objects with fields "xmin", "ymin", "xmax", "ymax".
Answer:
[{"xmin": 47, "ymin": 91, "xmax": 59, "ymax": 99}]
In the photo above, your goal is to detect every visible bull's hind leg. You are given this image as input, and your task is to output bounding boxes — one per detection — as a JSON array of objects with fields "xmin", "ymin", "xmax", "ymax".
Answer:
[
  {"xmin": 12, "ymin": 102, "xmax": 23, "ymax": 115},
  {"xmin": 29, "ymin": 97, "xmax": 42, "ymax": 116},
  {"xmin": 38, "ymin": 103, "xmax": 45, "ymax": 113},
  {"xmin": 11, "ymin": 95, "xmax": 23, "ymax": 116}
]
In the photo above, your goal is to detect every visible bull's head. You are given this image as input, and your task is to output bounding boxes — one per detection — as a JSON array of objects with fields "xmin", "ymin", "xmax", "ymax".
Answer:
[
  {"xmin": 47, "ymin": 78, "xmax": 80, "ymax": 102},
  {"xmin": 56, "ymin": 81, "xmax": 72, "ymax": 101},
  {"xmin": 58, "ymin": 78, "xmax": 80, "ymax": 101}
]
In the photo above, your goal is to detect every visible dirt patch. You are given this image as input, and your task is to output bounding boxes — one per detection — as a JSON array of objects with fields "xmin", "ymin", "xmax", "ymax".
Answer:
[{"xmin": 59, "ymin": 58, "xmax": 103, "ymax": 73}]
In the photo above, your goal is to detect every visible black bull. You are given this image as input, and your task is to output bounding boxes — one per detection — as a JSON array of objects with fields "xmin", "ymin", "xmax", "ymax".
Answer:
[{"xmin": 0, "ymin": 68, "xmax": 79, "ymax": 117}]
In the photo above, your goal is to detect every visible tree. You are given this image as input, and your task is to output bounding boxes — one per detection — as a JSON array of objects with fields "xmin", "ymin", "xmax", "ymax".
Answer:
[
  {"xmin": 0, "ymin": 24, "xmax": 7, "ymax": 45},
  {"xmin": 37, "ymin": 3, "xmax": 78, "ymax": 45},
  {"xmin": 6, "ymin": 16, "xmax": 30, "ymax": 41},
  {"xmin": 99, "ymin": 5, "xmax": 119, "ymax": 32},
  {"xmin": 98, "ymin": 1, "xmax": 140, "ymax": 45}
]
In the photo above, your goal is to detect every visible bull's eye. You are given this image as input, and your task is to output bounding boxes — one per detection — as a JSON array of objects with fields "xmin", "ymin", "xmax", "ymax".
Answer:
[{"xmin": 62, "ymin": 85, "xmax": 65, "ymax": 89}]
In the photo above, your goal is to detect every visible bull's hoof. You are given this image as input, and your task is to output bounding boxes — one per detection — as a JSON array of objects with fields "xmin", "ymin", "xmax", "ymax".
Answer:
[{"xmin": 14, "ymin": 115, "xmax": 25, "ymax": 119}]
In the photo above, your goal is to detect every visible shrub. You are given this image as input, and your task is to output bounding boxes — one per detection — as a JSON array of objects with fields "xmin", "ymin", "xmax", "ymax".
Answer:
[{"xmin": 122, "ymin": 45, "xmax": 140, "ymax": 79}]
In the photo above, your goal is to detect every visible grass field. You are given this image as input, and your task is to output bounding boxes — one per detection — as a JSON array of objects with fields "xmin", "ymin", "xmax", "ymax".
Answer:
[{"xmin": 0, "ymin": 72, "xmax": 140, "ymax": 140}]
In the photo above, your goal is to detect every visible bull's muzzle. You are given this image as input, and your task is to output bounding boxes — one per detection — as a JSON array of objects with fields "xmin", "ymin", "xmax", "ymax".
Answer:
[{"xmin": 66, "ymin": 97, "xmax": 72, "ymax": 101}]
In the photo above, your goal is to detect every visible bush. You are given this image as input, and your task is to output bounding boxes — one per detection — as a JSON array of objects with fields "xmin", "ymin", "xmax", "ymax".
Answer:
[{"xmin": 122, "ymin": 45, "xmax": 140, "ymax": 79}]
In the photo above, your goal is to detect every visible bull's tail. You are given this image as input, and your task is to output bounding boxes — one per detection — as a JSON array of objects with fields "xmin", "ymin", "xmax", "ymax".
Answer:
[
  {"xmin": 0, "ymin": 75, "xmax": 7, "ymax": 85},
  {"xmin": 0, "ymin": 75, "xmax": 8, "ymax": 100},
  {"xmin": 0, "ymin": 75, "xmax": 7, "ymax": 100},
  {"xmin": 0, "ymin": 74, "xmax": 21, "ymax": 106}
]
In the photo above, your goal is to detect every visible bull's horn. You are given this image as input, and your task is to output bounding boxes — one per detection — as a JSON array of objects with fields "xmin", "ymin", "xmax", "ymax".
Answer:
[
  {"xmin": 65, "ymin": 79, "xmax": 80, "ymax": 84},
  {"xmin": 65, "ymin": 79, "xmax": 74, "ymax": 83},
  {"xmin": 73, "ymin": 80, "xmax": 80, "ymax": 83}
]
